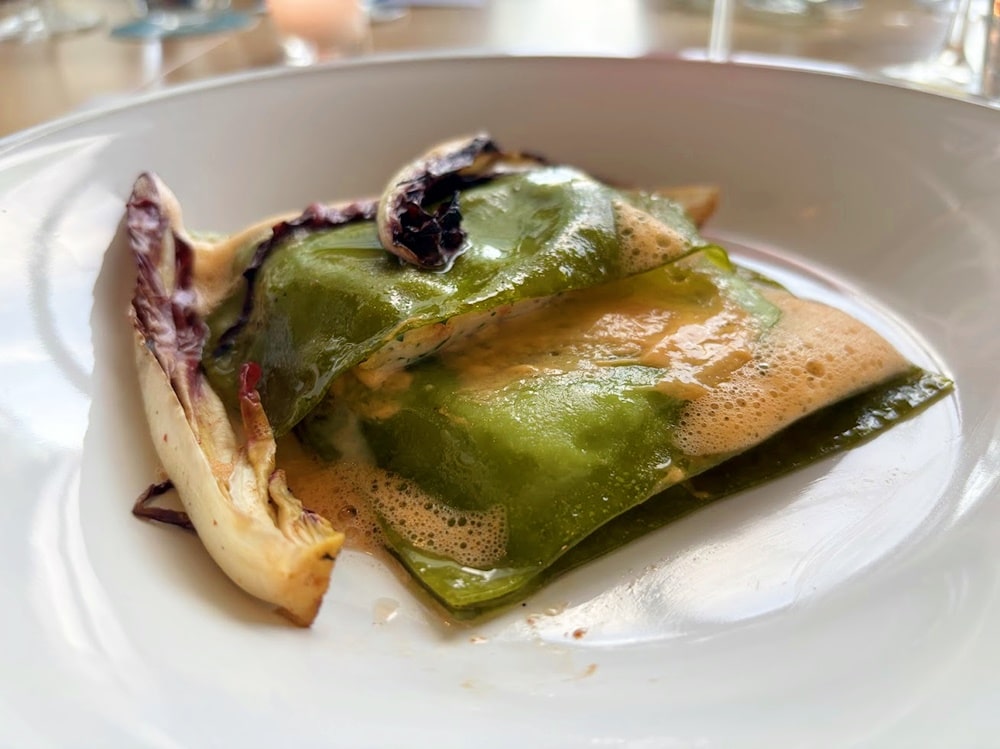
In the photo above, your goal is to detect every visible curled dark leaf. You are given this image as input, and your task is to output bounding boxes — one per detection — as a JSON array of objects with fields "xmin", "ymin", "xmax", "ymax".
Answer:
[
  {"xmin": 376, "ymin": 133, "xmax": 546, "ymax": 271},
  {"xmin": 132, "ymin": 479, "xmax": 194, "ymax": 531}
]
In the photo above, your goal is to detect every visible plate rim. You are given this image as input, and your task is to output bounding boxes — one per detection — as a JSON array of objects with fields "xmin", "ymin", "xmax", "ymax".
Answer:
[{"xmin": 3, "ymin": 49, "xmax": 998, "ymax": 158}]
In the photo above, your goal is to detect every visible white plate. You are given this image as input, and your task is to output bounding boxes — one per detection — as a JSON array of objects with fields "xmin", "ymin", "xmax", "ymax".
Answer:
[{"xmin": 2, "ymin": 56, "xmax": 998, "ymax": 748}]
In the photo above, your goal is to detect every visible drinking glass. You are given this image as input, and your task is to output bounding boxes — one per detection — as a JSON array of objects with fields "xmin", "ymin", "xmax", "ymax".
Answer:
[
  {"xmin": 364, "ymin": 0, "xmax": 406, "ymax": 23},
  {"xmin": 983, "ymin": 0, "xmax": 1000, "ymax": 98},
  {"xmin": 707, "ymin": 0, "xmax": 736, "ymax": 61},
  {"xmin": 881, "ymin": 0, "xmax": 978, "ymax": 93},
  {"xmin": 677, "ymin": 0, "xmax": 859, "ymax": 22},
  {"xmin": 704, "ymin": 0, "xmax": 857, "ymax": 61},
  {"xmin": 111, "ymin": 0, "xmax": 254, "ymax": 39},
  {"xmin": 0, "ymin": 0, "xmax": 100, "ymax": 42},
  {"xmin": 741, "ymin": 0, "xmax": 861, "ymax": 20}
]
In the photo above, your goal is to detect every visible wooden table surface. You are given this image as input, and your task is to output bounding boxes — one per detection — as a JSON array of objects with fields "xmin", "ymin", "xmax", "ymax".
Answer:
[{"xmin": 0, "ymin": 0, "xmax": 962, "ymax": 141}]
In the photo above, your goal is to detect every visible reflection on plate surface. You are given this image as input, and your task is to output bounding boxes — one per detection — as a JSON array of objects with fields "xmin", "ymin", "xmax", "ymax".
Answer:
[{"xmin": 1, "ymin": 56, "xmax": 999, "ymax": 747}]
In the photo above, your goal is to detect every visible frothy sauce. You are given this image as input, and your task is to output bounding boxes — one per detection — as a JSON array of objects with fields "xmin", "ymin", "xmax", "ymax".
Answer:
[
  {"xmin": 279, "ymin": 437, "xmax": 508, "ymax": 568},
  {"xmin": 280, "ymin": 259, "xmax": 909, "ymax": 564},
  {"xmin": 433, "ymin": 267, "xmax": 908, "ymax": 459},
  {"xmin": 674, "ymin": 290, "xmax": 908, "ymax": 456}
]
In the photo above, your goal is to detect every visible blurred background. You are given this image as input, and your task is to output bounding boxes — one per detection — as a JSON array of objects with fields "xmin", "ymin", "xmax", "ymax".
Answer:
[{"xmin": 1, "ymin": 0, "xmax": 998, "ymax": 138}]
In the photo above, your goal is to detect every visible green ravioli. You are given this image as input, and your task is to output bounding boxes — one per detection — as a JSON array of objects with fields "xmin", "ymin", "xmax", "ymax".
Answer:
[
  {"xmin": 203, "ymin": 167, "xmax": 702, "ymax": 434},
  {"xmin": 294, "ymin": 245, "xmax": 950, "ymax": 615},
  {"xmin": 197, "ymin": 156, "xmax": 952, "ymax": 618}
]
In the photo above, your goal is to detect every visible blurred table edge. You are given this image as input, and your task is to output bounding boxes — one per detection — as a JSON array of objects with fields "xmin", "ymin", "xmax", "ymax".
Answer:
[{"xmin": 2, "ymin": 0, "xmax": 998, "ymax": 142}]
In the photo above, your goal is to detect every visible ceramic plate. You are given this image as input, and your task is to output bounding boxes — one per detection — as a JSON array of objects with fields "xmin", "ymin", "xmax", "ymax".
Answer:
[{"xmin": 1, "ymin": 56, "xmax": 998, "ymax": 747}]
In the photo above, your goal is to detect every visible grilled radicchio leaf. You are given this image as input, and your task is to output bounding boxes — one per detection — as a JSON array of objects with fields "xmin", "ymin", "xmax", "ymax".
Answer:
[
  {"xmin": 376, "ymin": 133, "xmax": 546, "ymax": 270},
  {"xmin": 214, "ymin": 200, "xmax": 377, "ymax": 354},
  {"xmin": 127, "ymin": 173, "xmax": 344, "ymax": 626}
]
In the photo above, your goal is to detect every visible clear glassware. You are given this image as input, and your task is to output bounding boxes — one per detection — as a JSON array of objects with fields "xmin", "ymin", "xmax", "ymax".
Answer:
[
  {"xmin": 983, "ymin": 0, "xmax": 1000, "ymax": 98},
  {"xmin": 0, "ymin": 0, "xmax": 100, "ymax": 43},
  {"xmin": 708, "ymin": 0, "xmax": 736, "ymax": 61},
  {"xmin": 364, "ymin": 0, "xmax": 406, "ymax": 23},
  {"xmin": 110, "ymin": 0, "xmax": 254, "ymax": 40},
  {"xmin": 881, "ymin": 0, "xmax": 978, "ymax": 93},
  {"xmin": 741, "ymin": 0, "xmax": 861, "ymax": 21}
]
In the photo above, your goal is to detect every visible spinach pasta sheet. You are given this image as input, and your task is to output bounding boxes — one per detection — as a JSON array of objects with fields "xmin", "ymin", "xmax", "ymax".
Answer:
[{"xmin": 126, "ymin": 135, "xmax": 952, "ymax": 624}]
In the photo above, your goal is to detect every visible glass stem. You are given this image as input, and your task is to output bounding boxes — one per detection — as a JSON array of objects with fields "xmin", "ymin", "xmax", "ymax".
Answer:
[
  {"xmin": 983, "ymin": 0, "xmax": 1000, "ymax": 97},
  {"xmin": 938, "ymin": 0, "xmax": 973, "ymax": 68},
  {"xmin": 708, "ymin": 0, "xmax": 735, "ymax": 62}
]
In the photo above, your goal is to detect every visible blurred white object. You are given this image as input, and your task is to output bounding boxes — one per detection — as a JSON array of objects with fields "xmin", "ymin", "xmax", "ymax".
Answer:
[
  {"xmin": 267, "ymin": 0, "xmax": 368, "ymax": 64},
  {"xmin": 488, "ymin": 0, "xmax": 646, "ymax": 56}
]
